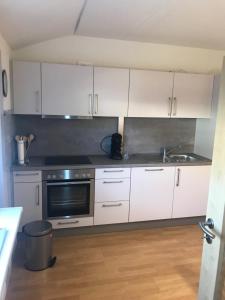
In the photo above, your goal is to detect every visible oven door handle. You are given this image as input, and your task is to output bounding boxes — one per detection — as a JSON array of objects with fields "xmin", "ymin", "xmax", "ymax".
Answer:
[{"xmin": 46, "ymin": 181, "xmax": 91, "ymax": 186}]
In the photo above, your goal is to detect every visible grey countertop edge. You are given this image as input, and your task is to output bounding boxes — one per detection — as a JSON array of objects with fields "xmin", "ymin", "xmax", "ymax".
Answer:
[{"xmin": 12, "ymin": 154, "xmax": 212, "ymax": 171}]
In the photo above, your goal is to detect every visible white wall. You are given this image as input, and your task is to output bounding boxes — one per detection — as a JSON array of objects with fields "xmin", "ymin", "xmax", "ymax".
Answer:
[
  {"xmin": 194, "ymin": 76, "xmax": 220, "ymax": 159},
  {"xmin": 0, "ymin": 33, "xmax": 11, "ymax": 111},
  {"xmin": 13, "ymin": 35, "xmax": 225, "ymax": 74}
]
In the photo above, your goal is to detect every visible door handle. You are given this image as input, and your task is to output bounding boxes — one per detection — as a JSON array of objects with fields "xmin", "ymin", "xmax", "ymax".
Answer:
[
  {"xmin": 172, "ymin": 97, "xmax": 177, "ymax": 116},
  {"xmin": 199, "ymin": 218, "xmax": 216, "ymax": 244},
  {"xmin": 35, "ymin": 90, "xmax": 40, "ymax": 113},
  {"xmin": 168, "ymin": 97, "xmax": 172, "ymax": 116},
  {"xmin": 35, "ymin": 184, "xmax": 40, "ymax": 206},
  {"xmin": 176, "ymin": 168, "xmax": 181, "ymax": 187},
  {"xmin": 88, "ymin": 94, "xmax": 93, "ymax": 115},
  {"xmin": 94, "ymin": 94, "xmax": 98, "ymax": 114}
]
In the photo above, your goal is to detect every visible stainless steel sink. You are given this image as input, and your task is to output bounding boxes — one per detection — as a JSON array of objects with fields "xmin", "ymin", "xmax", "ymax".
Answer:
[{"xmin": 167, "ymin": 154, "xmax": 199, "ymax": 163}]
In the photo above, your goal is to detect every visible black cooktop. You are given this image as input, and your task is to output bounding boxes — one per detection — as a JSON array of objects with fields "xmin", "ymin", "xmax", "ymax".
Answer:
[{"xmin": 44, "ymin": 156, "xmax": 91, "ymax": 166}]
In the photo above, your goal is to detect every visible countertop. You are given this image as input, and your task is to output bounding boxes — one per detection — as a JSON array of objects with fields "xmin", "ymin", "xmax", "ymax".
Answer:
[
  {"xmin": 0, "ymin": 207, "xmax": 23, "ymax": 300},
  {"xmin": 12, "ymin": 153, "xmax": 212, "ymax": 171}
]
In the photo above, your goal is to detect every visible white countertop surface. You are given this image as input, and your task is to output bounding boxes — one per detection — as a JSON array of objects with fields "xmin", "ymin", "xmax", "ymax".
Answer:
[{"xmin": 0, "ymin": 207, "xmax": 22, "ymax": 300}]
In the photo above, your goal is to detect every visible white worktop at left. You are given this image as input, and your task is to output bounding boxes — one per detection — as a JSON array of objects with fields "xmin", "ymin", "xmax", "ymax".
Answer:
[{"xmin": 0, "ymin": 207, "xmax": 23, "ymax": 300}]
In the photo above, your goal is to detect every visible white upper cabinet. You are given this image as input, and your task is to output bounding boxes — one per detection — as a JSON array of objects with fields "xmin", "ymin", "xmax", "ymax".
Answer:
[
  {"xmin": 172, "ymin": 73, "xmax": 214, "ymax": 118},
  {"xmin": 42, "ymin": 63, "xmax": 93, "ymax": 116},
  {"xmin": 128, "ymin": 69, "xmax": 174, "ymax": 118},
  {"xmin": 13, "ymin": 61, "xmax": 41, "ymax": 114},
  {"xmin": 172, "ymin": 166, "xmax": 211, "ymax": 218},
  {"xmin": 129, "ymin": 167, "xmax": 175, "ymax": 222},
  {"xmin": 93, "ymin": 67, "xmax": 129, "ymax": 117}
]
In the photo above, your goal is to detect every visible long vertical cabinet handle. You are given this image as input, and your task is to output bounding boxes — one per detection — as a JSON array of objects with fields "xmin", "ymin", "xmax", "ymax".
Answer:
[
  {"xmin": 176, "ymin": 168, "xmax": 181, "ymax": 187},
  {"xmin": 35, "ymin": 91, "xmax": 40, "ymax": 113},
  {"xmin": 88, "ymin": 94, "xmax": 93, "ymax": 115},
  {"xmin": 35, "ymin": 184, "xmax": 40, "ymax": 206},
  {"xmin": 168, "ymin": 97, "xmax": 172, "ymax": 116},
  {"xmin": 173, "ymin": 97, "xmax": 177, "ymax": 116},
  {"xmin": 94, "ymin": 94, "xmax": 98, "ymax": 114}
]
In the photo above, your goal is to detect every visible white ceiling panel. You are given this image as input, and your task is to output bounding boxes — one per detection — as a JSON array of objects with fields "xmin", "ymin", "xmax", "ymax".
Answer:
[
  {"xmin": 77, "ymin": 0, "xmax": 225, "ymax": 50},
  {"xmin": 0, "ymin": 0, "xmax": 85, "ymax": 49}
]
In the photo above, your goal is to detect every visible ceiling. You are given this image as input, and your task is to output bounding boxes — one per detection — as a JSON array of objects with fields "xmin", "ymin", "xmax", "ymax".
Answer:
[{"xmin": 1, "ymin": 0, "xmax": 225, "ymax": 50}]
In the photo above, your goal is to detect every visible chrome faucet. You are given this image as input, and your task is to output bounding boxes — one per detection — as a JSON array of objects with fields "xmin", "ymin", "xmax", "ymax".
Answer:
[{"xmin": 162, "ymin": 145, "xmax": 182, "ymax": 163}]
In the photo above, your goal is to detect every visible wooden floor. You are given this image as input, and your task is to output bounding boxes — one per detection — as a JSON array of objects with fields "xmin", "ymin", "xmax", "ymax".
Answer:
[{"xmin": 6, "ymin": 225, "xmax": 203, "ymax": 300}]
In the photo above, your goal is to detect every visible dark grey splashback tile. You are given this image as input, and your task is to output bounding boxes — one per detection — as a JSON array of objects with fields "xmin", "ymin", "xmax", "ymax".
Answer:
[
  {"xmin": 14, "ymin": 116, "xmax": 118, "ymax": 156},
  {"xmin": 124, "ymin": 118, "xmax": 196, "ymax": 154}
]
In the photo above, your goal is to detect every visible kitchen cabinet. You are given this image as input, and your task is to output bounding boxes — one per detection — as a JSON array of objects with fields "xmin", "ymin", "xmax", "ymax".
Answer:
[
  {"xmin": 128, "ymin": 69, "xmax": 213, "ymax": 118},
  {"xmin": 172, "ymin": 165, "xmax": 211, "ymax": 218},
  {"xmin": 93, "ymin": 67, "xmax": 129, "ymax": 117},
  {"xmin": 42, "ymin": 63, "xmax": 93, "ymax": 116},
  {"xmin": 13, "ymin": 61, "xmax": 41, "ymax": 114},
  {"xmin": 172, "ymin": 73, "xmax": 214, "ymax": 118},
  {"xmin": 128, "ymin": 69, "xmax": 174, "ymax": 118},
  {"xmin": 129, "ymin": 167, "xmax": 175, "ymax": 222},
  {"xmin": 13, "ymin": 171, "xmax": 42, "ymax": 231},
  {"xmin": 94, "ymin": 168, "xmax": 130, "ymax": 225}
]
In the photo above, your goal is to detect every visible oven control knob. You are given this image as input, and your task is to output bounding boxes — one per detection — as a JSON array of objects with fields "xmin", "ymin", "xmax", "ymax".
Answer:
[
  {"xmin": 82, "ymin": 174, "xmax": 86, "ymax": 177},
  {"xmin": 87, "ymin": 173, "xmax": 91, "ymax": 177},
  {"xmin": 47, "ymin": 175, "xmax": 52, "ymax": 179},
  {"xmin": 52, "ymin": 175, "xmax": 56, "ymax": 179}
]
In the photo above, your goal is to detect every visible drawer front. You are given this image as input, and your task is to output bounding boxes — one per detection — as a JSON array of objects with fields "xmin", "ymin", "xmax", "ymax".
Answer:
[
  {"xmin": 95, "ymin": 178, "xmax": 130, "ymax": 202},
  {"xmin": 49, "ymin": 217, "xmax": 94, "ymax": 229},
  {"xmin": 94, "ymin": 201, "xmax": 129, "ymax": 225},
  {"xmin": 14, "ymin": 171, "xmax": 42, "ymax": 183},
  {"xmin": 95, "ymin": 168, "xmax": 130, "ymax": 179}
]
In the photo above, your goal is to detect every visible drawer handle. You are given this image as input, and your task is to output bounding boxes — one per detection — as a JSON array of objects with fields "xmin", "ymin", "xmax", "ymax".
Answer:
[
  {"xmin": 57, "ymin": 220, "xmax": 79, "ymax": 225},
  {"xmin": 103, "ymin": 181, "xmax": 123, "ymax": 184},
  {"xmin": 103, "ymin": 170, "xmax": 124, "ymax": 173},
  {"xmin": 15, "ymin": 172, "xmax": 40, "ymax": 176},
  {"xmin": 145, "ymin": 168, "xmax": 164, "ymax": 172},
  {"xmin": 102, "ymin": 203, "xmax": 122, "ymax": 208},
  {"xmin": 176, "ymin": 168, "xmax": 181, "ymax": 187}
]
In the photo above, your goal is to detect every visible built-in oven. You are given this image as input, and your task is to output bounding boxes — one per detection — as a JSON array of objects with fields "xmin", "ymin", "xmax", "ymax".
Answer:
[{"xmin": 42, "ymin": 169, "xmax": 95, "ymax": 221}]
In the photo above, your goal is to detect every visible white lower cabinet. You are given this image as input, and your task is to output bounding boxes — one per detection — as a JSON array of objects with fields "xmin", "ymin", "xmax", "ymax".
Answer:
[
  {"xmin": 95, "ymin": 178, "xmax": 130, "ymax": 202},
  {"xmin": 129, "ymin": 167, "xmax": 175, "ymax": 222},
  {"xmin": 49, "ymin": 217, "xmax": 94, "ymax": 229},
  {"xmin": 172, "ymin": 165, "xmax": 211, "ymax": 218},
  {"xmin": 94, "ymin": 201, "xmax": 129, "ymax": 225},
  {"xmin": 13, "ymin": 171, "xmax": 42, "ymax": 231}
]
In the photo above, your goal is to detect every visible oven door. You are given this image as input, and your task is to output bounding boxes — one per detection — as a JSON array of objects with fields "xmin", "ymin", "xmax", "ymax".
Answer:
[{"xmin": 43, "ymin": 179, "xmax": 94, "ymax": 219}]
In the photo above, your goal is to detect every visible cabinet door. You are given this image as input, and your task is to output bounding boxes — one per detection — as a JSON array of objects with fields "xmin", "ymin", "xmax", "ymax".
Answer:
[
  {"xmin": 94, "ymin": 201, "xmax": 129, "ymax": 225},
  {"xmin": 42, "ymin": 63, "xmax": 93, "ymax": 116},
  {"xmin": 93, "ymin": 67, "xmax": 129, "ymax": 117},
  {"xmin": 172, "ymin": 166, "xmax": 211, "ymax": 218},
  {"xmin": 128, "ymin": 69, "xmax": 174, "ymax": 117},
  {"xmin": 129, "ymin": 167, "xmax": 175, "ymax": 222},
  {"xmin": 13, "ymin": 61, "xmax": 41, "ymax": 114},
  {"xmin": 14, "ymin": 182, "xmax": 42, "ymax": 231},
  {"xmin": 172, "ymin": 73, "xmax": 214, "ymax": 118},
  {"xmin": 95, "ymin": 178, "xmax": 130, "ymax": 202}
]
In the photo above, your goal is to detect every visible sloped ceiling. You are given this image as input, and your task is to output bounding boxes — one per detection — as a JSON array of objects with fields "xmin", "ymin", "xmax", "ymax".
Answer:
[{"xmin": 1, "ymin": 0, "xmax": 225, "ymax": 50}]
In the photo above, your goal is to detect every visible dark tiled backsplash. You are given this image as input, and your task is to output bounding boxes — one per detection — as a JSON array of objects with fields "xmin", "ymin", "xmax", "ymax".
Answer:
[{"xmin": 13, "ymin": 116, "xmax": 196, "ymax": 156}]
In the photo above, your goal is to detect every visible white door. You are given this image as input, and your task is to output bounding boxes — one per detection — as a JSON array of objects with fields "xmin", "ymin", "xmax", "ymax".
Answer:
[
  {"xmin": 13, "ymin": 61, "xmax": 41, "ymax": 114},
  {"xmin": 14, "ymin": 182, "xmax": 42, "ymax": 231},
  {"xmin": 198, "ymin": 58, "xmax": 225, "ymax": 299},
  {"xmin": 172, "ymin": 166, "xmax": 211, "ymax": 218},
  {"xmin": 129, "ymin": 167, "xmax": 175, "ymax": 222},
  {"xmin": 172, "ymin": 72, "xmax": 214, "ymax": 118},
  {"xmin": 93, "ymin": 67, "xmax": 129, "ymax": 117},
  {"xmin": 42, "ymin": 63, "xmax": 93, "ymax": 116},
  {"xmin": 128, "ymin": 69, "xmax": 174, "ymax": 117}
]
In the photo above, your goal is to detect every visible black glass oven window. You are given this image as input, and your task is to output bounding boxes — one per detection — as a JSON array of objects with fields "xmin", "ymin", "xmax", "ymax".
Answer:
[{"xmin": 47, "ymin": 182, "xmax": 90, "ymax": 218}]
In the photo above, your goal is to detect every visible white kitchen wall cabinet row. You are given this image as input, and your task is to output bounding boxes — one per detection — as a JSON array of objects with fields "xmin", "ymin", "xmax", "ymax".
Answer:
[
  {"xmin": 12, "ymin": 61, "xmax": 214, "ymax": 118},
  {"xmin": 13, "ymin": 165, "xmax": 211, "ymax": 230}
]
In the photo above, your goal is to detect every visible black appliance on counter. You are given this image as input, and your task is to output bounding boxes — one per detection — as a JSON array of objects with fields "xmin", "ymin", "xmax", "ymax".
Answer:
[{"xmin": 100, "ymin": 132, "xmax": 123, "ymax": 160}]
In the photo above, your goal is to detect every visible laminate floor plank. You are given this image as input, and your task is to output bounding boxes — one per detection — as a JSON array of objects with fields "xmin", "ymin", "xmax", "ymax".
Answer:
[{"xmin": 6, "ymin": 225, "xmax": 202, "ymax": 300}]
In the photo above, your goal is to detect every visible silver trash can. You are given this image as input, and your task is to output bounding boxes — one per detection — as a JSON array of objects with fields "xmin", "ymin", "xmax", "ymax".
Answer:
[{"xmin": 23, "ymin": 220, "xmax": 56, "ymax": 271}]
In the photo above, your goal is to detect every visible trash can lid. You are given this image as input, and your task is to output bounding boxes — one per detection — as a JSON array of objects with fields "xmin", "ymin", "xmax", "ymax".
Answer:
[{"xmin": 23, "ymin": 220, "xmax": 52, "ymax": 237}]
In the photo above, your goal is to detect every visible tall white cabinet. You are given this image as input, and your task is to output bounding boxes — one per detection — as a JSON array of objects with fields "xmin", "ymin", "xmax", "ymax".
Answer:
[
  {"xmin": 129, "ymin": 167, "xmax": 175, "ymax": 222},
  {"xmin": 42, "ymin": 63, "xmax": 93, "ymax": 116},
  {"xmin": 128, "ymin": 69, "xmax": 174, "ymax": 118},
  {"xmin": 93, "ymin": 67, "xmax": 129, "ymax": 117},
  {"xmin": 172, "ymin": 165, "xmax": 211, "ymax": 218},
  {"xmin": 13, "ymin": 61, "xmax": 41, "ymax": 114}
]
